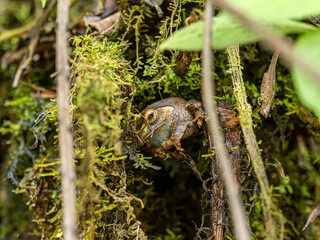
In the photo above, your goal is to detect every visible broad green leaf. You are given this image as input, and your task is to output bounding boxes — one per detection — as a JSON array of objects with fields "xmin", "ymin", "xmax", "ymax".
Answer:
[
  {"xmin": 161, "ymin": 21, "xmax": 203, "ymax": 51},
  {"xmin": 161, "ymin": 0, "xmax": 320, "ymax": 51},
  {"xmin": 223, "ymin": 0, "xmax": 320, "ymax": 21},
  {"xmin": 213, "ymin": 17, "xmax": 314, "ymax": 49},
  {"xmin": 292, "ymin": 29, "xmax": 320, "ymax": 119},
  {"xmin": 161, "ymin": 18, "xmax": 314, "ymax": 51}
]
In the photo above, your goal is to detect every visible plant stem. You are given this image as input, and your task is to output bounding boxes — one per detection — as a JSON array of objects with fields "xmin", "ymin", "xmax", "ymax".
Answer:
[
  {"xmin": 226, "ymin": 45, "xmax": 284, "ymax": 240},
  {"xmin": 56, "ymin": 0, "xmax": 78, "ymax": 239},
  {"xmin": 202, "ymin": 1, "xmax": 250, "ymax": 239}
]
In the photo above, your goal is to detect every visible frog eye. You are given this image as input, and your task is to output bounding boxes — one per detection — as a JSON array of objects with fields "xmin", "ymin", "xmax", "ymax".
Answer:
[{"xmin": 145, "ymin": 109, "xmax": 157, "ymax": 123}]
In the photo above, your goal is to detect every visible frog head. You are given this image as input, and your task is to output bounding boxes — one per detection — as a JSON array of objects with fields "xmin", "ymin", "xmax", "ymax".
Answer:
[{"xmin": 137, "ymin": 104, "xmax": 175, "ymax": 149}]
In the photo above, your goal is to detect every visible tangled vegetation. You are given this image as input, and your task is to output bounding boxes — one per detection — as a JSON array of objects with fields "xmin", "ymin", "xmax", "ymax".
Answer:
[{"xmin": 1, "ymin": 0, "xmax": 320, "ymax": 239}]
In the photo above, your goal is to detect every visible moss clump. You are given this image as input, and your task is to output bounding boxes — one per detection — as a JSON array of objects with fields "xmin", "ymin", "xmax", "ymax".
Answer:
[{"xmin": 1, "ymin": 35, "xmax": 149, "ymax": 239}]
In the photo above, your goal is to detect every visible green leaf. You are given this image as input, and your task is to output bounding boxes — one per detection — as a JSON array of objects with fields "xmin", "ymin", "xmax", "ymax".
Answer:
[
  {"xmin": 222, "ymin": 0, "xmax": 320, "ymax": 21},
  {"xmin": 161, "ymin": 21, "xmax": 203, "ymax": 51},
  {"xmin": 161, "ymin": 18, "xmax": 314, "ymax": 50},
  {"xmin": 161, "ymin": 0, "xmax": 320, "ymax": 51},
  {"xmin": 41, "ymin": 0, "xmax": 47, "ymax": 8},
  {"xmin": 291, "ymin": 29, "xmax": 320, "ymax": 119},
  {"xmin": 212, "ymin": 17, "xmax": 314, "ymax": 49}
]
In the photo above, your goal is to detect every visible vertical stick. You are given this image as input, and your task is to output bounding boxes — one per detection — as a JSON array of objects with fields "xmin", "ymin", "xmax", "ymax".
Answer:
[
  {"xmin": 208, "ymin": 134, "xmax": 225, "ymax": 240},
  {"xmin": 56, "ymin": 0, "xmax": 78, "ymax": 239},
  {"xmin": 202, "ymin": 1, "xmax": 250, "ymax": 239}
]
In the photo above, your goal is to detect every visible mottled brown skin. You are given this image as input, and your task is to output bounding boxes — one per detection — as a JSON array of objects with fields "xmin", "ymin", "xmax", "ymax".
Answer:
[{"xmin": 138, "ymin": 97, "xmax": 205, "ymax": 159}]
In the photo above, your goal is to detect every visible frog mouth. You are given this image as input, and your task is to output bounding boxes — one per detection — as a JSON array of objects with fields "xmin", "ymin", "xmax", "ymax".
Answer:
[{"xmin": 138, "ymin": 120, "xmax": 166, "ymax": 142}]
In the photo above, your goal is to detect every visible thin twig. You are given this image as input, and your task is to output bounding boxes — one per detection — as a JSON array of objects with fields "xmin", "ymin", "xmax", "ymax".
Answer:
[
  {"xmin": 302, "ymin": 204, "xmax": 320, "ymax": 231},
  {"xmin": 202, "ymin": 1, "xmax": 250, "ymax": 240},
  {"xmin": 170, "ymin": 0, "xmax": 179, "ymax": 36},
  {"xmin": 12, "ymin": 34, "xmax": 39, "ymax": 87},
  {"xmin": 208, "ymin": 133, "xmax": 225, "ymax": 240},
  {"xmin": 0, "ymin": 21, "xmax": 36, "ymax": 43},
  {"xmin": 56, "ymin": 0, "xmax": 78, "ymax": 239},
  {"xmin": 11, "ymin": 0, "xmax": 57, "ymax": 87},
  {"xmin": 20, "ymin": 81, "xmax": 56, "ymax": 97},
  {"xmin": 32, "ymin": 103, "xmax": 57, "ymax": 149}
]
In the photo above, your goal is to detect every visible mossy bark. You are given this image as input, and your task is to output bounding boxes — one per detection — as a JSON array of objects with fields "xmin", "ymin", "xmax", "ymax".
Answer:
[{"xmin": 227, "ymin": 45, "xmax": 284, "ymax": 240}]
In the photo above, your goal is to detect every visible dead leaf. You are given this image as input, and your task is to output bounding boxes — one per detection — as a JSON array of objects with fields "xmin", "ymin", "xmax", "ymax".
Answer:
[
  {"xmin": 89, "ymin": 12, "xmax": 120, "ymax": 37},
  {"xmin": 302, "ymin": 204, "xmax": 320, "ymax": 231},
  {"xmin": 102, "ymin": 0, "xmax": 119, "ymax": 18},
  {"xmin": 1, "ymin": 47, "xmax": 27, "ymax": 69},
  {"xmin": 260, "ymin": 50, "xmax": 279, "ymax": 118},
  {"xmin": 185, "ymin": 10, "xmax": 199, "ymax": 26},
  {"xmin": 30, "ymin": 91, "xmax": 56, "ymax": 99}
]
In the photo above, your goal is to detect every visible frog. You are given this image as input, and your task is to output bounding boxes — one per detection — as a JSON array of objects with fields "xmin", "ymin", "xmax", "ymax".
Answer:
[{"xmin": 136, "ymin": 97, "xmax": 206, "ymax": 159}]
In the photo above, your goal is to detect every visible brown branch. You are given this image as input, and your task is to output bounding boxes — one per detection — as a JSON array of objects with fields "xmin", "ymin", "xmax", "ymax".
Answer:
[
  {"xmin": 208, "ymin": 133, "xmax": 225, "ymax": 240},
  {"xmin": 12, "ymin": 34, "xmax": 39, "ymax": 88},
  {"xmin": 11, "ymin": 0, "xmax": 57, "ymax": 87},
  {"xmin": 0, "ymin": 20, "xmax": 36, "ymax": 43},
  {"xmin": 56, "ymin": 0, "xmax": 78, "ymax": 239},
  {"xmin": 1, "ymin": 47, "xmax": 28, "ymax": 69},
  {"xmin": 202, "ymin": 1, "xmax": 250, "ymax": 240},
  {"xmin": 20, "ymin": 81, "xmax": 56, "ymax": 98},
  {"xmin": 213, "ymin": 0, "xmax": 320, "ymax": 88}
]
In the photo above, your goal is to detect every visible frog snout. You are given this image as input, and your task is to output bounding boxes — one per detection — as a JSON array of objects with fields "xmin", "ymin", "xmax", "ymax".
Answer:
[{"xmin": 140, "ymin": 124, "xmax": 149, "ymax": 140}]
